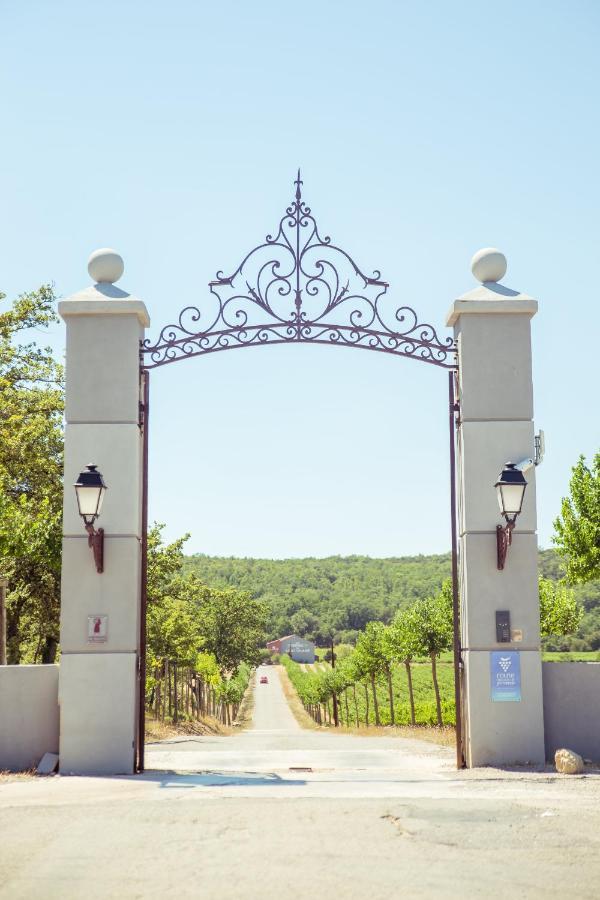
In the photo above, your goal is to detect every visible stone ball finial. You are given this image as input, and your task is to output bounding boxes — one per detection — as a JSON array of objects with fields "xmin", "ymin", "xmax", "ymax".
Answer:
[
  {"xmin": 88, "ymin": 248, "xmax": 124, "ymax": 284},
  {"xmin": 471, "ymin": 248, "xmax": 507, "ymax": 283}
]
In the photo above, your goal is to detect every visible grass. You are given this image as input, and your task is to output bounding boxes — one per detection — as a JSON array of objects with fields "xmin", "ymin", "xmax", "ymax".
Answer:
[
  {"xmin": 336, "ymin": 724, "xmax": 456, "ymax": 747},
  {"xmin": 542, "ymin": 651, "xmax": 600, "ymax": 662},
  {"xmin": 310, "ymin": 659, "xmax": 456, "ymax": 727},
  {"xmin": 234, "ymin": 668, "xmax": 256, "ymax": 729},
  {"xmin": 277, "ymin": 664, "xmax": 320, "ymax": 730},
  {"xmin": 145, "ymin": 713, "xmax": 231, "ymax": 742},
  {"xmin": 0, "ymin": 768, "xmax": 37, "ymax": 782}
]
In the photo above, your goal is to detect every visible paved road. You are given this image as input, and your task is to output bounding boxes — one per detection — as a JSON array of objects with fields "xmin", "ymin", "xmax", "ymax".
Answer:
[
  {"xmin": 145, "ymin": 664, "xmax": 451, "ymax": 786},
  {"xmin": 1, "ymin": 665, "xmax": 600, "ymax": 899}
]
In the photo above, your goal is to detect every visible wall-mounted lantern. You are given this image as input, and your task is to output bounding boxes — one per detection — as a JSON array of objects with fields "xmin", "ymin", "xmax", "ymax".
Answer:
[
  {"xmin": 495, "ymin": 462, "xmax": 527, "ymax": 571},
  {"xmin": 74, "ymin": 464, "xmax": 107, "ymax": 573}
]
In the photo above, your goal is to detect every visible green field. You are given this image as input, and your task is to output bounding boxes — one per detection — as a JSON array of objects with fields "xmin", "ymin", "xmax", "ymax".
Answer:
[
  {"xmin": 541, "ymin": 651, "xmax": 600, "ymax": 662},
  {"xmin": 346, "ymin": 662, "xmax": 456, "ymax": 726},
  {"xmin": 285, "ymin": 657, "xmax": 456, "ymax": 727}
]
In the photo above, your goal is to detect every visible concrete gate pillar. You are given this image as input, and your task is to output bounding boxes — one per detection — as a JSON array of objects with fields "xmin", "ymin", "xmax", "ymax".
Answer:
[
  {"xmin": 448, "ymin": 249, "xmax": 545, "ymax": 767},
  {"xmin": 58, "ymin": 250, "xmax": 149, "ymax": 775}
]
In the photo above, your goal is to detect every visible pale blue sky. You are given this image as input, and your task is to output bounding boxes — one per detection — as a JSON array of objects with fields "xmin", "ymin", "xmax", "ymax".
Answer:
[{"xmin": 1, "ymin": 0, "xmax": 598, "ymax": 557}]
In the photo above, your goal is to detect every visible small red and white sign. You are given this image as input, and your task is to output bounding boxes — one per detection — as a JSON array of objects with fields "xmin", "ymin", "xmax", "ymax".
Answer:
[{"xmin": 87, "ymin": 615, "xmax": 108, "ymax": 642}]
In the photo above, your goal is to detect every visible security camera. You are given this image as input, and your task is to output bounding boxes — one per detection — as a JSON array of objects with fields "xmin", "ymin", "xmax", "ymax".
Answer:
[
  {"xmin": 535, "ymin": 430, "xmax": 545, "ymax": 466},
  {"xmin": 514, "ymin": 458, "xmax": 535, "ymax": 474}
]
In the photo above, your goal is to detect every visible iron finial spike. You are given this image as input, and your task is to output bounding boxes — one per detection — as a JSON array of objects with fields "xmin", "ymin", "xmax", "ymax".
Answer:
[{"xmin": 295, "ymin": 168, "xmax": 302, "ymax": 201}]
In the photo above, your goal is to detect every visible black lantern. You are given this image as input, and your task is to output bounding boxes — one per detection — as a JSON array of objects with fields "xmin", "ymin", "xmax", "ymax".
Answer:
[
  {"xmin": 74, "ymin": 464, "xmax": 107, "ymax": 573},
  {"xmin": 495, "ymin": 462, "xmax": 527, "ymax": 570}
]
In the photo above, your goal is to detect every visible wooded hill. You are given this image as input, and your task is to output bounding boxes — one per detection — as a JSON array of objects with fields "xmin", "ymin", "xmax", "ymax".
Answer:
[{"xmin": 184, "ymin": 549, "xmax": 600, "ymax": 651}]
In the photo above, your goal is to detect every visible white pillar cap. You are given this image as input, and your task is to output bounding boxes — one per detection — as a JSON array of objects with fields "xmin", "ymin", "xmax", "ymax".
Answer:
[
  {"xmin": 59, "ymin": 250, "xmax": 150, "ymax": 327},
  {"xmin": 88, "ymin": 248, "xmax": 124, "ymax": 284},
  {"xmin": 446, "ymin": 249, "xmax": 537, "ymax": 326}
]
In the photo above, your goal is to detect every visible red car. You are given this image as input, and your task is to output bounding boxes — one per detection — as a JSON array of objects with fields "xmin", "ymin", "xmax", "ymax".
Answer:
[{"xmin": 260, "ymin": 675, "xmax": 268, "ymax": 684}]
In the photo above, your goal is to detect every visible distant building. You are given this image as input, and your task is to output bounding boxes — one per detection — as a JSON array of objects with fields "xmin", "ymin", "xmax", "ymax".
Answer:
[{"xmin": 267, "ymin": 633, "xmax": 316, "ymax": 664}]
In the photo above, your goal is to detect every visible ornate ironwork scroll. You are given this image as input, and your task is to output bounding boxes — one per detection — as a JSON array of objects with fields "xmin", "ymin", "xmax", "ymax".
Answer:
[{"xmin": 142, "ymin": 173, "xmax": 456, "ymax": 369}]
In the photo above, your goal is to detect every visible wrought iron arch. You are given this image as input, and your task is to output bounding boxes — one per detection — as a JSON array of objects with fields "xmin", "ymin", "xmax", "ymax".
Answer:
[{"xmin": 141, "ymin": 173, "xmax": 456, "ymax": 369}]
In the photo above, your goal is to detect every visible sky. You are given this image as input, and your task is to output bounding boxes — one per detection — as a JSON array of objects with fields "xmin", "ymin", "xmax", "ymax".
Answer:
[{"xmin": 1, "ymin": 0, "xmax": 598, "ymax": 558}]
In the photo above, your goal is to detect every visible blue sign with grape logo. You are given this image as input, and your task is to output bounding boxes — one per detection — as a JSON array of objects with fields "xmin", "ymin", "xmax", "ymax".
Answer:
[{"xmin": 490, "ymin": 651, "xmax": 521, "ymax": 702}]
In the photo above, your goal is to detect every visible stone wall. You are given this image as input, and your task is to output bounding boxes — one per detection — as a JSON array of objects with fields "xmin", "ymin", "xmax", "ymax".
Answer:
[
  {"xmin": 0, "ymin": 665, "xmax": 59, "ymax": 771},
  {"xmin": 542, "ymin": 662, "xmax": 600, "ymax": 761}
]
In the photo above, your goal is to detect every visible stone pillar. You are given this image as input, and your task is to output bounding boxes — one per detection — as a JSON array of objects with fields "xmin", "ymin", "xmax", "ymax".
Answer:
[
  {"xmin": 447, "ymin": 249, "xmax": 545, "ymax": 767},
  {"xmin": 58, "ymin": 250, "xmax": 150, "ymax": 775}
]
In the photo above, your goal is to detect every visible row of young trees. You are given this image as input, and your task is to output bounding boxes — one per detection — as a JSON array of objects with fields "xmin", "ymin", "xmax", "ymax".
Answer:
[
  {"xmin": 283, "ymin": 575, "xmax": 584, "ymax": 730},
  {"xmin": 285, "ymin": 582, "xmax": 455, "ymax": 727},
  {"xmin": 144, "ymin": 525, "xmax": 268, "ymax": 724},
  {"xmin": 147, "ymin": 657, "xmax": 252, "ymax": 727}
]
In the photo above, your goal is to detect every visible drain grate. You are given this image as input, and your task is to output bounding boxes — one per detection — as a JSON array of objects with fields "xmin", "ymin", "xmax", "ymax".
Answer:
[{"xmin": 289, "ymin": 766, "xmax": 313, "ymax": 772}]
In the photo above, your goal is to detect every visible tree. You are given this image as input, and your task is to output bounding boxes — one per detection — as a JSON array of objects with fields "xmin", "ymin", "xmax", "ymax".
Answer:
[
  {"xmin": 386, "ymin": 608, "xmax": 421, "ymax": 725},
  {"xmin": 0, "ymin": 286, "xmax": 63, "ymax": 663},
  {"xmin": 539, "ymin": 577, "xmax": 583, "ymax": 638},
  {"xmin": 196, "ymin": 587, "xmax": 268, "ymax": 676},
  {"xmin": 410, "ymin": 589, "xmax": 453, "ymax": 725},
  {"xmin": 290, "ymin": 608, "xmax": 319, "ymax": 639},
  {"xmin": 146, "ymin": 594, "xmax": 204, "ymax": 665},
  {"xmin": 354, "ymin": 621, "xmax": 391, "ymax": 725},
  {"xmin": 553, "ymin": 452, "xmax": 600, "ymax": 583},
  {"xmin": 146, "ymin": 524, "xmax": 268, "ymax": 675}
]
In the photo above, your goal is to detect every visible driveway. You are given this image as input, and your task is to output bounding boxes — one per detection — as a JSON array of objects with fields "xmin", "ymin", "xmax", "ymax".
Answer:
[
  {"xmin": 1, "ymin": 665, "xmax": 599, "ymax": 899},
  {"xmin": 144, "ymin": 664, "xmax": 452, "ymax": 789}
]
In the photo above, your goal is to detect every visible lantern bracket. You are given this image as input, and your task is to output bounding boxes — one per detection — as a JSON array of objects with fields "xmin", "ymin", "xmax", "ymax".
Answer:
[
  {"xmin": 85, "ymin": 524, "xmax": 104, "ymax": 574},
  {"xmin": 496, "ymin": 520, "xmax": 516, "ymax": 571}
]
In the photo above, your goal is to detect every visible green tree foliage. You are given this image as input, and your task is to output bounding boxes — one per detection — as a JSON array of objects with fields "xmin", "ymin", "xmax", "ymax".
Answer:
[
  {"xmin": 146, "ymin": 525, "xmax": 267, "ymax": 684},
  {"xmin": 186, "ymin": 551, "xmax": 600, "ymax": 652},
  {"xmin": 386, "ymin": 608, "xmax": 422, "ymax": 725},
  {"xmin": 408, "ymin": 588, "xmax": 453, "ymax": 725},
  {"xmin": 355, "ymin": 621, "xmax": 391, "ymax": 725},
  {"xmin": 146, "ymin": 525, "xmax": 204, "ymax": 668},
  {"xmin": 0, "ymin": 286, "xmax": 63, "ymax": 663},
  {"xmin": 553, "ymin": 452, "xmax": 600, "ymax": 583},
  {"xmin": 196, "ymin": 588, "xmax": 269, "ymax": 676},
  {"xmin": 184, "ymin": 553, "xmax": 452, "ymax": 643},
  {"xmin": 281, "ymin": 651, "xmax": 456, "ymax": 729},
  {"xmin": 539, "ymin": 577, "xmax": 583, "ymax": 639}
]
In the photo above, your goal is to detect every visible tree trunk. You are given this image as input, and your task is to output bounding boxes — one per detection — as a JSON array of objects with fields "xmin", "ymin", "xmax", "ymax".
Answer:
[
  {"xmin": 6, "ymin": 597, "xmax": 26, "ymax": 664},
  {"xmin": 430, "ymin": 652, "xmax": 443, "ymax": 726},
  {"xmin": 363, "ymin": 682, "xmax": 370, "ymax": 723},
  {"xmin": 371, "ymin": 673, "xmax": 380, "ymax": 726},
  {"xmin": 166, "ymin": 659, "xmax": 171, "ymax": 718},
  {"xmin": 173, "ymin": 662, "xmax": 178, "ymax": 723},
  {"xmin": 386, "ymin": 667, "xmax": 395, "ymax": 725},
  {"xmin": 332, "ymin": 691, "xmax": 339, "ymax": 727},
  {"xmin": 41, "ymin": 636, "xmax": 58, "ymax": 664},
  {"xmin": 353, "ymin": 683, "xmax": 359, "ymax": 726},
  {"xmin": 405, "ymin": 660, "xmax": 416, "ymax": 725},
  {"xmin": 344, "ymin": 689, "xmax": 350, "ymax": 727},
  {"xmin": 155, "ymin": 677, "xmax": 162, "ymax": 719}
]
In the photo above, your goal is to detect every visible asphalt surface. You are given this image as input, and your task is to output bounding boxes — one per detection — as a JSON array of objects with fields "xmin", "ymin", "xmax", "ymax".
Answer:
[
  {"xmin": 1, "ymin": 665, "xmax": 600, "ymax": 899},
  {"xmin": 145, "ymin": 663, "xmax": 452, "ymax": 787}
]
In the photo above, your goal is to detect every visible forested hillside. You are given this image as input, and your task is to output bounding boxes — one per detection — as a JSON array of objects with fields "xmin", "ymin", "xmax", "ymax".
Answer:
[{"xmin": 184, "ymin": 549, "xmax": 600, "ymax": 650}]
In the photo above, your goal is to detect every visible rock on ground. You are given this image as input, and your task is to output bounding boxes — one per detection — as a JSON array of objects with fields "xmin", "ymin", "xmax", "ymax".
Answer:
[{"xmin": 555, "ymin": 748, "xmax": 584, "ymax": 775}]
